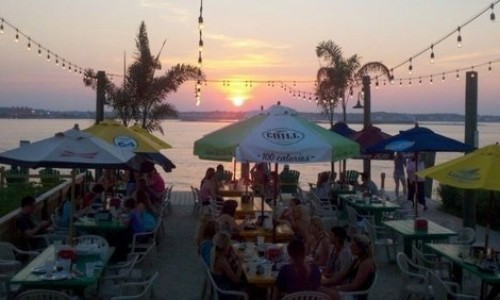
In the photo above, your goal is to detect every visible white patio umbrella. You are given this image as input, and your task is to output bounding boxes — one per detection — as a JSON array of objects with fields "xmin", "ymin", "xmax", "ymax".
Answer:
[{"xmin": 0, "ymin": 124, "xmax": 137, "ymax": 242}]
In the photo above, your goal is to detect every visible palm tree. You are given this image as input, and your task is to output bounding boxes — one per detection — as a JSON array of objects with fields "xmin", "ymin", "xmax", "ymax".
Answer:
[
  {"xmin": 315, "ymin": 40, "xmax": 391, "ymax": 128},
  {"xmin": 84, "ymin": 21, "xmax": 203, "ymax": 133}
]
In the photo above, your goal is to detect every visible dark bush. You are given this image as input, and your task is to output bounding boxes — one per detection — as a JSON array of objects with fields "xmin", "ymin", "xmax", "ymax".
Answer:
[{"xmin": 438, "ymin": 184, "xmax": 500, "ymax": 230}]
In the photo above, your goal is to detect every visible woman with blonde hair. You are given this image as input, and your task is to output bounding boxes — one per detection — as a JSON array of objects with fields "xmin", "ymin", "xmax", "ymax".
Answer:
[
  {"xmin": 209, "ymin": 231, "xmax": 244, "ymax": 292},
  {"xmin": 290, "ymin": 204, "xmax": 310, "ymax": 240},
  {"xmin": 319, "ymin": 234, "xmax": 376, "ymax": 300},
  {"xmin": 306, "ymin": 216, "xmax": 331, "ymax": 267}
]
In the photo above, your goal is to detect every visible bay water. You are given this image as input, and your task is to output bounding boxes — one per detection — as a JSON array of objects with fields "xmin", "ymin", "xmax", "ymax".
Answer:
[{"xmin": 1, "ymin": 119, "xmax": 499, "ymax": 197}]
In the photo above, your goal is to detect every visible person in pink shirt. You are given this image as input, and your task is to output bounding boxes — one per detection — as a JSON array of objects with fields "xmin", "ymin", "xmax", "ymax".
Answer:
[{"xmin": 148, "ymin": 167, "xmax": 166, "ymax": 195}]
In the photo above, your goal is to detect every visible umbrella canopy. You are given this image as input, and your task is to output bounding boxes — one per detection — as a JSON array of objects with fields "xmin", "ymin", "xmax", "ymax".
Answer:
[
  {"xmin": 366, "ymin": 124, "xmax": 474, "ymax": 153},
  {"xmin": 194, "ymin": 103, "xmax": 360, "ymax": 163},
  {"xmin": 0, "ymin": 125, "xmax": 136, "ymax": 169},
  {"xmin": 418, "ymin": 143, "xmax": 500, "ymax": 248},
  {"xmin": 83, "ymin": 120, "xmax": 171, "ymax": 152},
  {"xmin": 350, "ymin": 125, "xmax": 393, "ymax": 159},
  {"xmin": 83, "ymin": 120, "xmax": 175, "ymax": 172},
  {"xmin": 331, "ymin": 121, "xmax": 358, "ymax": 138}
]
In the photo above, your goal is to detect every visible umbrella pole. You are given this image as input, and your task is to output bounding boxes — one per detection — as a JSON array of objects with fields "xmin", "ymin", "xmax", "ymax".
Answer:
[
  {"xmin": 67, "ymin": 169, "xmax": 76, "ymax": 245},
  {"xmin": 485, "ymin": 191, "xmax": 494, "ymax": 249}
]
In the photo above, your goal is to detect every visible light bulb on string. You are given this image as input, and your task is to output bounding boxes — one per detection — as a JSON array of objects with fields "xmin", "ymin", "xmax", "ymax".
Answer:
[
  {"xmin": 15, "ymin": 29, "xmax": 19, "ymax": 42},
  {"xmin": 62, "ymin": 60, "xmax": 66, "ymax": 70},
  {"xmin": 491, "ymin": 4, "xmax": 496, "ymax": 22},
  {"xmin": 441, "ymin": 73, "xmax": 445, "ymax": 82},
  {"xmin": 409, "ymin": 78, "xmax": 412, "ymax": 86},
  {"xmin": 37, "ymin": 44, "xmax": 41, "ymax": 56},
  {"xmin": 408, "ymin": 58, "xmax": 413, "ymax": 75},
  {"xmin": 375, "ymin": 79, "xmax": 379, "ymax": 89},
  {"xmin": 399, "ymin": 78, "xmax": 402, "ymax": 86},
  {"xmin": 55, "ymin": 56, "xmax": 59, "ymax": 66},
  {"xmin": 456, "ymin": 70, "xmax": 460, "ymax": 80},
  {"xmin": 430, "ymin": 44, "xmax": 435, "ymax": 64},
  {"xmin": 419, "ymin": 77, "xmax": 422, "ymax": 85},
  {"xmin": 198, "ymin": 38, "xmax": 203, "ymax": 52},
  {"xmin": 488, "ymin": 62, "xmax": 492, "ymax": 71},
  {"xmin": 430, "ymin": 75, "xmax": 434, "ymax": 84},
  {"xmin": 0, "ymin": 19, "xmax": 4, "ymax": 34},
  {"xmin": 27, "ymin": 38, "xmax": 31, "ymax": 51},
  {"xmin": 456, "ymin": 27, "xmax": 462, "ymax": 48},
  {"xmin": 46, "ymin": 50, "xmax": 51, "ymax": 62},
  {"xmin": 198, "ymin": 16, "xmax": 204, "ymax": 30}
]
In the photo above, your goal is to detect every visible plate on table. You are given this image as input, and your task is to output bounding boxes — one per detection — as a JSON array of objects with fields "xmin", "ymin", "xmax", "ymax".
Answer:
[
  {"xmin": 31, "ymin": 266, "xmax": 46, "ymax": 275},
  {"xmin": 39, "ymin": 272, "xmax": 68, "ymax": 280}
]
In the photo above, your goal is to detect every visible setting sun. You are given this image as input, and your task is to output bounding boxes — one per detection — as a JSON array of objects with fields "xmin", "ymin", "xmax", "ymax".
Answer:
[{"xmin": 232, "ymin": 96, "xmax": 245, "ymax": 107}]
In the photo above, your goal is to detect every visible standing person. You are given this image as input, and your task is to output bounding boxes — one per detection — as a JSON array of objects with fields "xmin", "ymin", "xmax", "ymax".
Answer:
[
  {"xmin": 393, "ymin": 152, "xmax": 407, "ymax": 199},
  {"xmin": 148, "ymin": 167, "xmax": 166, "ymax": 199},
  {"xmin": 406, "ymin": 155, "xmax": 427, "ymax": 210}
]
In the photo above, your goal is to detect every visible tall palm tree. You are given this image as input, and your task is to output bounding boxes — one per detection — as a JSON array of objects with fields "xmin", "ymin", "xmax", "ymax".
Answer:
[
  {"xmin": 315, "ymin": 40, "xmax": 391, "ymax": 128},
  {"xmin": 84, "ymin": 21, "xmax": 203, "ymax": 133}
]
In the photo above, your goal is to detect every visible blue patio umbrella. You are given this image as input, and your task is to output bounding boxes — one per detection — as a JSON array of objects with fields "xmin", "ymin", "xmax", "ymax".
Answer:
[
  {"xmin": 366, "ymin": 124, "xmax": 474, "ymax": 216},
  {"xmin": 366, "ymin": 124, "xmax": 474, "ymax": 154},
  {"xmin": 331, "ymin": 121, "xmax": 358, "ymax": 138}
]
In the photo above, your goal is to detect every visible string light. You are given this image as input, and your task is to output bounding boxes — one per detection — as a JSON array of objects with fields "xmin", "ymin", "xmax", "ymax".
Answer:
[
  {"xmin": 456, "ymin": 27, "xmax": 462, "ymax": 48},
  {"xmin": 430, "ymin": 44, "xmax": 435, "ymax": 64},
  {"xmin": 26, "ymin": 38, "xmax": 31, "ymax": 51},
  {"xmin": 195, "ymin": 0, "xmax": 203, "ymax": 105},
  {"xmin": 456, "ymin": 70, "xmax": 460, "ymax": 80},
  {"xmin": 390, "ymin": 1, "xmax": 499, "ymax": 73},
  {"xmin": 0, "ymin": 18, "xmax": 4, "ymax": 33},
  {"xmin": 37, "ymin": 44, "xmax": 41, "ymax": 56},
  {"xmin": 430, "ymin": 75, "xmax": 434, "ymax": 84},
  {"xmin": 408, "ymin": 58, "xmax": 413, "ymax": 75},
  {"xmin": 441, "ymin": 73, "xmax": 445, "ymax": 82},
  {"xmin": 489, "ymin": 62, "xmax": 492, "ymax": 71},
  {"xmin": 46, "ymin": 50, "xmax": 51, "ymax": 62},
  {"xmin": 15, "ymin": 28, "xmax": 19, "ymax": 42}
]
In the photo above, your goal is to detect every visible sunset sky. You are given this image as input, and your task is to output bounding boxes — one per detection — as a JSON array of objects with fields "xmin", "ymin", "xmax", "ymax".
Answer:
[{"xmin": 1, "ymin": 0, "xmax": 499, "ymax": 114}]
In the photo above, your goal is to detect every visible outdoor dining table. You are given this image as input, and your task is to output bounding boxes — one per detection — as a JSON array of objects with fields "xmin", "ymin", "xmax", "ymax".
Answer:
[
  {"xmin": 10, "ymin": 245, "xmax": 115, "ymax": 296},
  {"xmin": 236, "ymin": 220, "xmax": 294, "ymax": 243},
  {"xmin": 383, "ymin": 219, "xmax": 458, "ymax": 257},
  {"xmin": 231, "ymin": 196, "xmax": 273, "ymax": 219},
  {"xmin": 426, "ymin": 243, "xmax": 500, "ymax": 299},
  {"xmin": 232, "ymin": 242, "xmax": 286, "ymax": 288},
  {"xmin": 340, "ymin": 194, "xmax": 400, "ymax": 225},
  {"xmin": 74, "ymin": 216, "xmax": 127, "ymax": 233}
]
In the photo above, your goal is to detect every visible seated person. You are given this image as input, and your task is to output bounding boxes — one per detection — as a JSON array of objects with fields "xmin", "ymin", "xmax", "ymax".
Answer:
[
  {"xmin": 279, "ymin": 164, "xmax": 298, "ymax": 194},
  {"xmin": 148, "ymin": 167, "xmax": 166, "ymax": 198},
  {"xmin": 123, "ymin": 197, "xmax": 145, "ymax": 236},
  {"xmin": 319, "ymin": 234, "xmax": 376, "ymax": 300},
  {"xmin": 306, "ymin": 217, "xmax": 331, "ymax": 267},
  {"xmin": 215, "ymin": 164, "xmax": 226, "ymax": 184},
  {"xmin": 209, "ymin": 231, "xmax": 244, "ymax": 292},
  {"xmin": 98, "ymin": 169, "xmax": 118, "ymax": 195},
  {"xmin": 289, "ymin": 204, "xmax": 310, "ymax": 241},
  {"xmin": 195, "ymin": 217, "xmax": 220, "ymax": 266},
  {"xmin": 200, "ymin": 167, "xmax": 219, "ymax": 205},
  {"xmin": 316, "ymin": 172, "xmax": 332, "ymax": 201},
  {"xmin": 217, "ymin": 200, "xmax": 246, "ymax": 236},
  {"xmin": 16, "ymin": 196, "xmax": 51, "ymax": 250},
  {"xmin": 250, "ymin": 163, "xmax": 269, "ymax": 196},
  {"xmin": 277, "ymin": 197, "xmax": 301, "ymax": 223},
  {"xmin": 134, "ymin": 177, "xmax": 160, "ymax": 206},
  {"xmin": 134, "ymin": 190, "xmax": 158, "ymax": 231},
  {"xmin": 82, "ymin": 183, "xmax": 105, "ymax": 209},
  {"xmin": 59, "ymin": 184, "xmax": 84, "ymax": 228},
  {"xmin": 273, "ymin": 238, "xmax": 321, "ymax": 299},
  {"xmin": 322, "ymin": 226, "xmax": 352, "ymax": 281},
  {"xmin": 361, "ymin": 172, "xmax": 379, "ymax": 196}
]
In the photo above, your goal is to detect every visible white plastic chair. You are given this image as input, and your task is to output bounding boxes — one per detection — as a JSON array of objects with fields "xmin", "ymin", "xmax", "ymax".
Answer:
[
  {"xmin": 110, "ymin": 272, "xmax": 159, "ymax": 300},
  {"xmin": 338, "ymin": 272, "xmax": 378, "ymax": 299},
  {"xmin": 282, "ymin": 290, "xmax": 330, "ymax": 300},
  {"xmin": 412, "ymin": 245, "xmax": 452, "ymax": 280},
  {"xmin": 396, "ymin": 252, "xmax": 432, "ymax": 300},
  {"xmin": 428, "ymin": 270, "xmax": 477, "ymax": 300},
  {"xmin": 450, "ymin": 227, "xmax": 476, "ymax": 245},
  {"xmin": 15, "ymin": 289, "xmax": 71, "ymax": 300},
  {"xmin": 199, "ymin": 257, "xmax": 248, "ymax": 300},
  {"xmin": 0, "ymin": 242, "xmax": 38, "ymax": 262},
  {"xmin": 365, "ymin": 221, "xmax": 397, "ymax": 262},
  {"xmin": 99, "ymin": 254, "xmax": 140, "ymax": 299}
]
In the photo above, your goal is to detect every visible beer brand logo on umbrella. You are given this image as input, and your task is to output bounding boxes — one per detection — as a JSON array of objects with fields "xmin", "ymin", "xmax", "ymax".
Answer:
[
  {"xmin": 60, "ymin": 150, "xmax": 98, "ymax": 159},
  {"xmin": 262, "ymin": 128, "xmax": 305, "ymax": 146},
  {"xmin": 447, "ymin": 168, "xmax": 481, "ymax": 182},
  {"xmin": 114, "ymin": 136, "xmax": 139, "ymax": 150}
]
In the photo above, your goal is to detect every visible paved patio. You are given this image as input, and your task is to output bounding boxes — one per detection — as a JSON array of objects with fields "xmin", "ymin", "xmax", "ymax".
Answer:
[{"xmin": 151, "ymin": 190, "xmax": 499, "ymax": 299}]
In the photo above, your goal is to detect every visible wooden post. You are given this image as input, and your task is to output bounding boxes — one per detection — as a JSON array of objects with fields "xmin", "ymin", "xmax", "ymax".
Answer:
[
  {"xmin": 463, "ymin": 71, "xmax": 478, "ymax": 229},
  {"xmin": 362, "ymin": 76, "xmax": 371, "ymax": 178}
]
